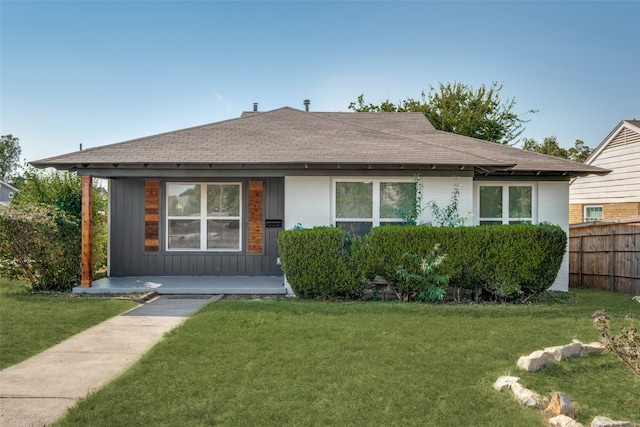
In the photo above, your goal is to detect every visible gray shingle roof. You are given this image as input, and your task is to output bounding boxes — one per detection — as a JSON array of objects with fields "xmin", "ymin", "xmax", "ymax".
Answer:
[{"xmin": 32, "ymin": 107, "xmax": 607, "ymax": 176}]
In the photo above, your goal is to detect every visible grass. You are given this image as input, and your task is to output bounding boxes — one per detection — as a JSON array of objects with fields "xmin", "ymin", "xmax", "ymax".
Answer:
[
  {"xmin": 0, "ymin": 278, "xmax": 138, "ymax": 369},
  {"xmin": 55, "ymin": 289, "xmax": 639, "ymax": 427}
]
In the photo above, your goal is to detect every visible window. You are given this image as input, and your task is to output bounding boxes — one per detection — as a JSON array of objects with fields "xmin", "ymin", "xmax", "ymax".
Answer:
[
  {"xmin": 478, "ymin": 184, "xmax": 534, "ymax": 225},
  {"xmin": 166, "ymin": 183, "xmax": 241, "ymax": 251},
  {"xmin": 334, "ymin": 179, "xmax": 416, "ymax": 235},
  {"xmin": 584, "ymin": 205, "xmax": 603, "ymax": 222}
]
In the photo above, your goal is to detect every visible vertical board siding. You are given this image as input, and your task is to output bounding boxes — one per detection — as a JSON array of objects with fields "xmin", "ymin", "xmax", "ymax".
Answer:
[
  {"xmin": 144, "ymin": 180, "xmax": 160, "ymax": 252},
  {"xmin": 569, "ymin": 220, "xmax": 640, "ymax": 295},
  {"xmin": 248, "ymin": 181, "xmax": 264, "ymax": 253},
  {"xmin": 109, "ymin": 177, "xmax": 283, "ymax": 276}
]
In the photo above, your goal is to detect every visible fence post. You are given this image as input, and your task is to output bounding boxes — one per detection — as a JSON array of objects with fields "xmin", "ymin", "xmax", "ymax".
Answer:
[
  {"xmin": 610, "ymin": 230, "xmax": 615, "ymax": 292},
  {"xmin": 579, "ymin": 235, "xmax": 583, "ymax": 287}
]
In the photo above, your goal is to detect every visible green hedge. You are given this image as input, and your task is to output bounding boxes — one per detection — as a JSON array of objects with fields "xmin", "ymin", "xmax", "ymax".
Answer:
[
  {"xmin": 278, "ymin": 227, "xmax": 365, "ymax": 299},
  {"xmin": 279, "ymin": 224, "xmax": 567, "ymax": 301},
  {"xmin": 360, "ymin": 224, "xmax": 567, "ymax": 300}
]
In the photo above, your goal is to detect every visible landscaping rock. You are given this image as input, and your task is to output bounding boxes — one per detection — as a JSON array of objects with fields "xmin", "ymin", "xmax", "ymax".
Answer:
[
  {"xmin": 510, "ymin": 381, "xmax": 548, "ymax": 409},
  {"xmin": 545, "ymin": 343, "xmax": 582, "ymax": 361},
  {"xmin": 517, "ymin": 350, "xmax": 554, "ymax": 371},
  {"xmin": 572, "ymin": 340, "xmax": 606, "ymax": 356},
  {"xmin": 546, "ymin": 392, "xmax": 574, "ymax": 417},
  {"xmin": 493, "ymin": 375, "xmax": 520, "ymax": 392},
  {"xmin": 590, "ymin": 416, "xmax": 635, "ymax": 427},
  {"xmin": 549, "ymin": 415, "xmax": 584, "ymax": 427}
]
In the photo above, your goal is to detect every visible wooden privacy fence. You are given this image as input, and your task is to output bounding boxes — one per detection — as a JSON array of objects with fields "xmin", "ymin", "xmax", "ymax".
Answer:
[{"xmin": 569, "ymin": 217, "xmax": 640, "ymax": 295}]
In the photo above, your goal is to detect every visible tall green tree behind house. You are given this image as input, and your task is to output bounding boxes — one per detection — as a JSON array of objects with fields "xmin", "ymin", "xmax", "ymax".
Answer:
[
  {"xmin": 0, "ymin": 134, "xmax": 21, "ymax": 182},
  {"xmin": 567, "ymin": 139, "xmax": 594, "ymax": 162},
  {"xmin": 522, "ymin": 136, "xmax": 594, "ymax": 162},
  {"xmin": 522, "ymin": 136, "xmax": 569, "ymax": 159},
  {"xmin": 348, "ymin": 82, "xmax": 537, "ymax": 145}
]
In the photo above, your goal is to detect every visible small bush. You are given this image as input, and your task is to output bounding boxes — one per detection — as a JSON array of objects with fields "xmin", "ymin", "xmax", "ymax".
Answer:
[
  {"xmin": 0, "ymin": 204, "xmax": 81, "ymax": 292},
  {"xmin": 278, "ymin": 227, "xmax": 365, "ymax": 299},
  {"xmin": 393, "ymin": 245, "xmax": 449, "ymax": 302},
  {"xmin": 593, "ymin": 310, "xmax": 639, "ymax": 377}
]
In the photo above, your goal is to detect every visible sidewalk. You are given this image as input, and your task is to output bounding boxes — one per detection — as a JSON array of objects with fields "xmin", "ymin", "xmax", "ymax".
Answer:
[{"xmin": 0, "ymin": 295, "xmax": 219, "ymax": 427}]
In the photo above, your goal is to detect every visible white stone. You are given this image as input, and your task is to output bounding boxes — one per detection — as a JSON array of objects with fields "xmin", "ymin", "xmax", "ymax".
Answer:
[
  {"xmin": 510, "ymin": 382, "xmax": 547, "ymax": 409},
  {"xmin": 517, "ymin": 350, "xmax": 554, "ymax": 371},
  {"xmin": 549, "ymin": 415, "xmax": 584, "ymax": 427},
  {"xmin": 544, "ymin": 342, "xmax": 582, "ymax": 361},
  {"xmin": 581, "ymin": 342, "xmax": 606, "ymax": 356},
  {"xmin": 590, "ymin": 416, "xmax": 635, "ymax": 427},
  {"xmin": 493, "ymin": 375, "xmax": 520, "ymax": 392}
]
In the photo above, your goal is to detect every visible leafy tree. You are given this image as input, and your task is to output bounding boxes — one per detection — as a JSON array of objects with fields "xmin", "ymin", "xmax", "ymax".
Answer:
[
  {"xmin": 11, "ymin": 167, "xmax": 108, "ymax": 276},
  {"xmin": 348, "ymin": 82, "xmax": 536, "ymax": 145},
  {"xmin": 522, "ymin": 137, "xmax": 594, "ymax": 163},
  {"xmin": 522, "ymin": 136, "xmax": 569, "ymax": 159},
  {"xmin": 568, "ymin": 139, "xmax": 594, "ymax": 162},
  {"xmin": 0, "ymin": 134, "xmax": 21, "ymax": 182}
]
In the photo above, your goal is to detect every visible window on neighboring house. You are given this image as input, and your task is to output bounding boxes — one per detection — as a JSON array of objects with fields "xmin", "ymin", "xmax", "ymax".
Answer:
[
  {"xmin": 334, "ymin": 179, "xmax": 416, "ymax": 235},
  {"xmin": 478, "ymin": 184, "xmax": 534, "ymax": 225},
  {"xmin": 584, "ymin": 205, "xmax": 603, "ymax": 222},
  {"xmin": 166, "ymin": 183, "xmax": 242, "ymax": 251}
]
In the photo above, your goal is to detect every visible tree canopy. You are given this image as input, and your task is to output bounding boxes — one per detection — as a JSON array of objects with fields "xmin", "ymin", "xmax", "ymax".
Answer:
[
  {"xmin": 0, "ymin": 134, "xmax": 21, "ymax": 182},
  {"xmin": 348, "ymin": 82, "xmax": 536, "ymax": 145},
  {"xmin": 522, "ymin": 136, "xmax": 594, "ymax": 163}
]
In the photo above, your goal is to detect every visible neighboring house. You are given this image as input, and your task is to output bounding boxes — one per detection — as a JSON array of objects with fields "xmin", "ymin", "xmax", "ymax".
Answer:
[
  {"xmin": 569, "ymin": 120, "xmax": 640, "ymax": 224},
  {"xmin": 32, "ymin": 106, "xmax": 607, "ymax": 291},
  {"xmin": 0, "ymin": 180, "xmax": 18, "ymax": 207}
]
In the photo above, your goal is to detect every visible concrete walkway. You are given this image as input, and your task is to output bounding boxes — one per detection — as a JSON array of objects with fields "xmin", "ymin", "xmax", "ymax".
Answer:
[{"xmin": 0, "ymin": 295, "xmax": 220, "ymax": 427}]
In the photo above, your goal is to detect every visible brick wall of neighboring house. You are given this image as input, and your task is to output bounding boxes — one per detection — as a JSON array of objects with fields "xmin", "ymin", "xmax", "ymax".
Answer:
[
  {"xmin": 569, "ymin": 204, "xmax": 583, "ymax": 224},
  {"xmin": 569, "ymin": 202, "xmax": 640, "ymax": 224},
  {"xmin": 604, "ymin": 202, "xmax": 640, "ymax": 220}
]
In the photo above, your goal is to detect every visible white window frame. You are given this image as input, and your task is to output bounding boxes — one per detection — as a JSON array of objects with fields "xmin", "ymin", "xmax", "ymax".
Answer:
[
  {"xmin": 331, "ymin": 177, "xmax": 416, "ymax": 229},
  {"xmin": 166, "ymin": 182, "xmax": 242, "ymax": 252},
  {"xmin": 475, "ymin": 182, "xmax": 537, "ymax": 225},
  {"xmin": 584, "ymin": 205, "xmax": 603, "ymax": 222}
]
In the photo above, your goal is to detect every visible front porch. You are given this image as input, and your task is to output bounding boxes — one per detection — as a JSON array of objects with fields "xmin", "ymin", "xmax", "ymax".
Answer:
[{"xmin": 73, "ymin": 276, "xmax": 288, "ymax": 295}]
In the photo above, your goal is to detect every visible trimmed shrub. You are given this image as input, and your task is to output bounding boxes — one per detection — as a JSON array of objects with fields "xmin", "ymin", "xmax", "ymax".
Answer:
[
  {"xmin": 278, "ymin": 227, "xmax": 365, "ymax": 299},
  {"xmin": 363, "ymin": 224, "xmax": 567, "ymax": 301},
  {"xmin": 0, "ymin": 204, "xmax": 81, "ymax": 292}
]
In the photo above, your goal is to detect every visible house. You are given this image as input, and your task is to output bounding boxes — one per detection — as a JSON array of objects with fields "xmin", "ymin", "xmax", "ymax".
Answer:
[
  {"xmin": 569, "ymin": 120, "xmax": 640, "ymax": 224},
  {"xmin": 31, "ymin": 105, "xmax": 607, "ymax": 292},
  {"xmin": 0, "ymin": 180, "xmax": 18, "ymax": 207}
]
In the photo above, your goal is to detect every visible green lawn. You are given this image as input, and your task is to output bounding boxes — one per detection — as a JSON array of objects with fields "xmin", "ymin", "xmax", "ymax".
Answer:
[
  {"xmin": 0, "ymin": 278, "xmax": 138, "ymax": 369},
  {"xmin": 56, "ymin": 289, "xmax": 639, "ymax": 427}
]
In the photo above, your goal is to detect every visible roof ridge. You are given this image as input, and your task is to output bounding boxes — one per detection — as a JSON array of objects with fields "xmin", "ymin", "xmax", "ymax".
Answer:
[{"xmin": 308, "ymin": 111, "xmax": 505, "ymax": 165}]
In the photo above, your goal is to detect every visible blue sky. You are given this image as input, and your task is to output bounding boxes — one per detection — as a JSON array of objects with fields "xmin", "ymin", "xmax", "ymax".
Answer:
[{"xmin": 1, "ymin": 1, "xmax": 639, "ymax": 164}]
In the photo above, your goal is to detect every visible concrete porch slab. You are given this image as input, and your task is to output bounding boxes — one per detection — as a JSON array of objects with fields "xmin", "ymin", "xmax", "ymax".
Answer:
[{"xmin": 73, "ymin": 275, "xmax": 287, "ymax": 295}]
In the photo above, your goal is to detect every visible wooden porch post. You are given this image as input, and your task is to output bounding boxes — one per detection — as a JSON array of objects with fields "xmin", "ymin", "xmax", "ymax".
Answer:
[{"xmin": 81, "ymin": 175, "xmax": 93, "ymax": 287}]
